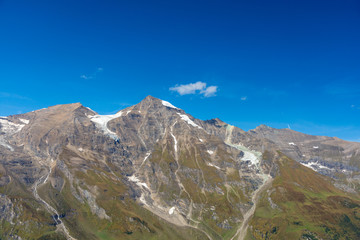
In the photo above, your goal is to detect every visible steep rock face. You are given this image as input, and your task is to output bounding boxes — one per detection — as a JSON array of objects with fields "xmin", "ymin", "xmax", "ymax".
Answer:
[
  {"xmin": 0, "ymin": 96, "xmax": 359, "ymax": 240},
  {"xmin": 250, "ymin": 125, "xmax": 360, "ymax": 192},
  {"xmin": 250, "ymin": 124, "xmax": 360, "ymax": 163}
]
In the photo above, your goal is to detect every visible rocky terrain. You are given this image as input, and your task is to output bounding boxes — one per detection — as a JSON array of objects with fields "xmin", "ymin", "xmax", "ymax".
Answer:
[{"xmin": 0, "ymin": 96, "xmax": 360, "ymax": 240}]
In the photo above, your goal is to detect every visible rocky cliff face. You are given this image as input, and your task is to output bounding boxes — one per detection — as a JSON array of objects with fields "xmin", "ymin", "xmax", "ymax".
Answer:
[
  {"xmin": 0, "ymin": 96, "xmax": 359, "ymax": 240},
  {"xmin": 250, "ymin": 124, "xmax": 360, "ymax": 193}
]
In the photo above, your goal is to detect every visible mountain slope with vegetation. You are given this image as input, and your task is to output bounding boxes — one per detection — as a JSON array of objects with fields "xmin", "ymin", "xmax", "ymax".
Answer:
[{"xmin": 0, "ymin": 96, "xmax": 359, "ymax": 240}]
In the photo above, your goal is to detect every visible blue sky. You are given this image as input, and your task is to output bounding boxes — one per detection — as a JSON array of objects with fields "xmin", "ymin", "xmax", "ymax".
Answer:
[{"xmin": 1, "ymin": 0, "xmax": 360, "ymax": 141}]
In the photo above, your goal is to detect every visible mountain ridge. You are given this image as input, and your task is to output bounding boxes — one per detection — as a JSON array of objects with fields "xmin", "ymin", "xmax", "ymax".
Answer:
[{"xmin": 1, "ymin": 96, "xmax": 360, "ymax": 240}]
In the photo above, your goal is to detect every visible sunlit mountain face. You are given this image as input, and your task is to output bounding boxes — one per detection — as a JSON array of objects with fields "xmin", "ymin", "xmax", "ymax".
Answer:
[{"xmin": 0, "ymin": 96, "xmax": 360, "ymax": 240}]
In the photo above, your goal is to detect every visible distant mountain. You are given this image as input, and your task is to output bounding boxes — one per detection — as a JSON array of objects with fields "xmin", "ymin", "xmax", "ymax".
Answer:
[{"xmin": 1, "ymin": 96, "xmax": 360, "ymax": 240}]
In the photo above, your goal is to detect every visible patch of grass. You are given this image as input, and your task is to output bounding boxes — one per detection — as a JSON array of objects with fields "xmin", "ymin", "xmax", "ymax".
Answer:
[{"xmin": 248, "ymin": 153, "xmax": 360, "ymax": 240}]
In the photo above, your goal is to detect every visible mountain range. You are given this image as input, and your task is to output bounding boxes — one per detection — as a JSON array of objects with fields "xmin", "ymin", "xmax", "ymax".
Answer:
[{"xmin": 1, "ymin": 96, "xmax": 360, "ymax": 240}]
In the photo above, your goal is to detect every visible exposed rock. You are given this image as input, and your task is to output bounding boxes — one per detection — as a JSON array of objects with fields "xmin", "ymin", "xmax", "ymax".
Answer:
[{"xmin": 0, "ymin": 194, "xmax": 15, "ymax": 224}]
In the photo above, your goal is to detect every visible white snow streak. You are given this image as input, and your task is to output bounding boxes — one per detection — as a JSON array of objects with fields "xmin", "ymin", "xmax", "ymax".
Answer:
[
  {"xmin": 207, "ymin": 162, "xmax": 221, "ymax": 170},
  {"xmin": 19, "ymin": 118, "xmax": 29, "ymax": 124},
  {"xmin": 171, "ymin": 132, "xmax": 177, "ymax": 153},
  {"xmin": 170, "ymin": 122, "xmax": 178, "ymax": 153},
  {"xmin": 128, "ymin": 175, "xmax": 150, "ymax": 190},
  {"xmin": 313, "ymin": 146, "xmax": 319, "ymax": 149},
  {"xmin": 288, "ymin": 142, "xmax": 296, "ymax": 146},
  {"xmin": 162, "ymin": 100, "xmax": 178, "ymax": 109},
  {"xmin": 139, "ymin": 194, "xmax": 148, "ymax": 206},
  {"xmin": 142, "ymin": 152, "xmax": 151, "ymax": 164},
  {"xmin": 207, "ymin": 150, "xmax": 214, "ymax": 155},
  {"xmin": 300, "ymin": 161, "xmax": 331, "ymax": 172},
  {"xmin": 199, "ymin": 138, "xmax": 204, "ymax": 142},
  {"xmin": 140, "ymin": 152, "xmax": 151, "ymax": 168},
  {"xmin": 0, "ymin": 140, "xmax": 13, "ymax": 151},
  {"xmin": 85, "ymin": 107, "xmax": 96, "ymax": 113},
  {"xmin": 177, "ymin": 113, "xmax": 202, "ymax": 129}
]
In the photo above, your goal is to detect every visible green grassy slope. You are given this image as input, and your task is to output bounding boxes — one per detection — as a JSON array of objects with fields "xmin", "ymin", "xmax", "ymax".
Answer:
[{"xmin": 248, "ymin": 153, "xmax": 360, "ymax": 240}]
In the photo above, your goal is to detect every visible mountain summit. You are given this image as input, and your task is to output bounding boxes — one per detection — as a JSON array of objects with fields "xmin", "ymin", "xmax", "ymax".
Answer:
[{"xmin": 1, "ymin": 97, "xmax": 360, "ymax": 240}]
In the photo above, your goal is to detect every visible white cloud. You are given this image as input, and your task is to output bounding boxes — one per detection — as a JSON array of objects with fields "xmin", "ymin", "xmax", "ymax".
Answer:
[
  {"xmin": 80, "ymin": 67, "xmax": 103, "ymax": 80},
  {"xmin": 170, "ymin": 81, "xmax": 206, "ymax": 95},
  {"xmin": 80, "ymin": 75, "xmax": 89, "ymax": 79},
  {"xmin": 200, "ymin": 85, "xmax": 218, "ymax": 97},
  {"xmin": 241, "ymin": 96, "xmax": 247, "ymax": 101},
  {"xmin": 170, "ymin": 81, "xmax": 218, "ymax": 97}
]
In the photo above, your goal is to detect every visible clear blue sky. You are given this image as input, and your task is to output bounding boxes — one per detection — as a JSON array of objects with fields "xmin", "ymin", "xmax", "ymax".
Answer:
[{"xmin": 1, "ymin": 0, "xmax": 360, "ymax": 141}]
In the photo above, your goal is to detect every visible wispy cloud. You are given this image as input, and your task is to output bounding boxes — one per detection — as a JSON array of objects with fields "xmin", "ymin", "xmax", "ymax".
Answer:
[
  {"xmin": 0, "ymin": 92, "xmax": 31, "ymax": 100},
  {"xmin": 200, "ymin": 86, "xmax": 218, "ymax": 97},
  {"xmin": 170, "ymin": 81, "xmax": 218, "ymax": 97},
  {"xmin": 241, "ymin": 96, "xmax": 247, "ymax": 101},
  {"xmin": 351, "ymin": 104, "xmax": 360, "ymax": 110},
  {"xmin": 80, "ymin": 67, "xmax": 103, "ymax": 80}
]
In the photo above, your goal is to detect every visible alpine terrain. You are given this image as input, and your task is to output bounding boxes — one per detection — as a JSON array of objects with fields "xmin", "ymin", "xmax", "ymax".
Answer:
[{"xmin": 1, "ymin": 96, "xmax": 360, "ymax": 240}]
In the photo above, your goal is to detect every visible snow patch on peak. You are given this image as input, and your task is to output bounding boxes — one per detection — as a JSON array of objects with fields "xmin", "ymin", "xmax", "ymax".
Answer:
[
  {"xmin": 207, "ymin": 150, "xmax": 214, "ymax": 155},
  {"xmin": 19, "ymin": 118, "xmax": 29, "ymax": 124},
  {"xmin": 288, "ymin": 142, "xmax": 296, "ymax": 146},
  {"xmin": 313, "ymin": 146, "xmax": 319, "ymax": 149},
  {"xmin": 162, "ymin": 100, "xmax": 178, "ymax": 109},
  {"xmin": 85, "ymin": 107, "xmax": 96, "ymax": 113},
  {"xmin": 199, "ymin": 138, "xmax": 204, "ymax": 142},
  {"xmin": 88, "ymin": 111, "xmax": 123, "ymax": 140},
  {"xmin": 177, "ymin": 113, "xmax": 202, "ymax": 129}
]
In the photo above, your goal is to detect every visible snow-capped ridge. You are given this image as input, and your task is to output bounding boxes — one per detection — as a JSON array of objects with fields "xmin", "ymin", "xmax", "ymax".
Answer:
[
  {"xmin": 161, "ymin": 100, "xmax": 178, "ymax": 109},
  {"xmin": 177, "ymin": 113, "xmax": 202, "ymax": 129},
  {"xmin": 19, "ymin": 118, "xmax": 30, "ymax": 124}
]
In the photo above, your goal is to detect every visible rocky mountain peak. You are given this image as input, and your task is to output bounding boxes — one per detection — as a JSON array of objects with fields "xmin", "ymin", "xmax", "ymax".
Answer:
[
  {"xmin": 133, "ymin": 95, "xmax": 181, "ymax": 112},
  {"xmin": 253, "ymin": 124, "xmax": 272, "ymax": 131},
  {"xmin": 204, "ymin": 118, "xmax": 227, "ymax": 128},
  {"xmin": 1, "ymin": 98, "xmax": 360, "ymax": 240}
]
